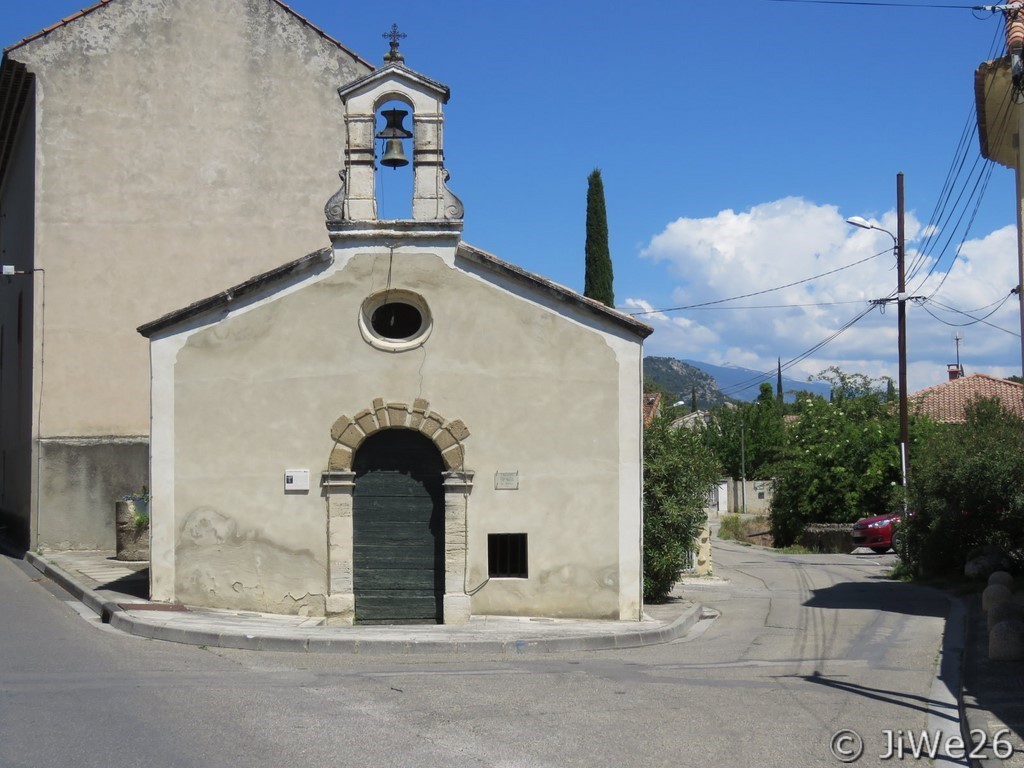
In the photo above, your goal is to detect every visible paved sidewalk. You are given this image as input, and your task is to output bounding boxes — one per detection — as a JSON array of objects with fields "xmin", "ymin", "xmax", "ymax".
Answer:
[
  {"xmin": 22, "ymin": 549, "xmax": 706, "ymax": 655},
  {"xmin": 960, "ymin": 594, "xmax": 1024, "ymax": 768}
]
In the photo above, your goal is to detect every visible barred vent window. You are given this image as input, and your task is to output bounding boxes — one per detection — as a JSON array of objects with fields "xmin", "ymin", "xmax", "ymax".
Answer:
[{"xmin": 488, "ymin": 533, "xmax": 528, "ymax": 578}]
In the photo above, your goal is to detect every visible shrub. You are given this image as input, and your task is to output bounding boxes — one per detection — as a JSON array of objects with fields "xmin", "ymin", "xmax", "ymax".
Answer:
[
  {"xmin": 717, "ymin": 514, "xmax": 749, "ymax": 542},
  {"xmin": 904, "ymin": 398, "xmax": 1024, "ymax": 577},
  {"xmin": 644, "ymin": 414, "xmax": 720, "ymax": 600}
]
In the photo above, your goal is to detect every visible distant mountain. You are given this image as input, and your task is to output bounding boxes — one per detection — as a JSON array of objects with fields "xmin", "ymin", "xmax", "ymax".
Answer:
[
  {"xmin": 643, "ymin": 356, "xmax": 832, "ymax": 405},
  {"xmin": 642, "ymin": 357, "xmax": 733, "ymax": 409},
  {"xmin": 681, "ymin": 359, "xmax": 832, "ymax": 403}
]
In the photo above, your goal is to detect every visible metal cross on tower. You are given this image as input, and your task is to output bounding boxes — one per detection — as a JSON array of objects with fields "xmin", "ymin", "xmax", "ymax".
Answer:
[{"xmin": 383, "ymin": 24, "xmax": 406, "ymax": 64}]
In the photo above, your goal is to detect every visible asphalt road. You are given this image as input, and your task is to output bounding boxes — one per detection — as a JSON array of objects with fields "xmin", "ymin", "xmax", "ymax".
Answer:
[{"xmin": 0, "ymin": 541, "xmax": 958, "ymax": 768}]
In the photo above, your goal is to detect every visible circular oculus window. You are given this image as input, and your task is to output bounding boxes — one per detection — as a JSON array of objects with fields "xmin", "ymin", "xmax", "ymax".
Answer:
[{"xmin": 359, "ymin": 290, "xmax": 432, "ymax": 351}]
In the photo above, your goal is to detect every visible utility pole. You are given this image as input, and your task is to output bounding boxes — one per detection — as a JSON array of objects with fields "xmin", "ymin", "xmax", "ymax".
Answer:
[
  {"xmin": 1017, "ymin": 162, "xmax": 1024, "ymax": 379},
  {"xmin": 897, "ymin": 172, "xmax": 909, "ymax": 492},
  {"xmin": 739, "ymin": 420, "xmax": 747, "ymax": 515},
  {"xmin": 848, "ymin": 174, "xmax": 910, "ymax": 492}
]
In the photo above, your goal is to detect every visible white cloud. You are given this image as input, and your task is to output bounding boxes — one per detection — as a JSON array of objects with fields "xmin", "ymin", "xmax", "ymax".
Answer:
[{"xmin": 631, "ymin": 199, "xmax": 1022, "ymax": 390}]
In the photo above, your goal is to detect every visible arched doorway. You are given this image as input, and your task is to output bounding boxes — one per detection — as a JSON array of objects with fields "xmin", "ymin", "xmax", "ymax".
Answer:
[{"xmin": 352, "ymin": 430, "xmax": 445, "ymax": 624}]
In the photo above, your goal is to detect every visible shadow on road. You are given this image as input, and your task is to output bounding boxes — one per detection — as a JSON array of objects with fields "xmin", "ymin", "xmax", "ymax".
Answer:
[
  {"xmin": 796, "ymin": 671, "xmax": 959, "ymax": 722},
  {"xmin": 961, "ymin": 596, "xmax": 1024, "ymax": 756},
  {"xmin": 803, "ymin": 579, "xmax": 949, "ymax": 618}
]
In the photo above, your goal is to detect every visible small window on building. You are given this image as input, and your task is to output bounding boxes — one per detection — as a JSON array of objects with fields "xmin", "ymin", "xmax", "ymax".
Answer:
[
  {"xmin": 488, "ymin": 533, "xmax": 528, "ymax": 578},
  {"xmin": 359, "ymin": 289, "xmax": 432, "ymax": 352},
  {"xmin": 371, "ymin": 302, "xmax": 422, "ymax": 340}
]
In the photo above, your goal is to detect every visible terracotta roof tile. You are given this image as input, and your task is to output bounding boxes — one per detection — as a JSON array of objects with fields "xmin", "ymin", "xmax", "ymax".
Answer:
[
  {"xmin": 4, "ymin": 0, "xmax": 373, "ymax": 69},
  {"xmin": 642, "ymin": 393, "xmax": 662, "ymax": 428},
  {"xmin": 457, "ymin": 243, "xmax": 654, "ymax": 339},
  {"xmin": 910, "ymin": 373, "xmax": 1024, "ymax": 424},
  {"xmin": 5, "ymin": 1, "xmax": 112, "ymax": 53},
  {"xmin": 670, "ymin": 410, "xmax": 711, "ymax": 430}
]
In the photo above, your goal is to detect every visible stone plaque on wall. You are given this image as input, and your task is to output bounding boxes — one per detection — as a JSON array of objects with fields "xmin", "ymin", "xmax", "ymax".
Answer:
[{"xmin": 494, "ymin": 471, "xmax": 519, "ymax": 490}]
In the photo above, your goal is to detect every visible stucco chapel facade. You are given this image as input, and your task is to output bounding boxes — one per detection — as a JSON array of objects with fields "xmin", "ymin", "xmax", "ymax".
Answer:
[
  {"xmin": 139, "ymin": 42, "xmax": 653, "ymax": 623},
  {"xmin": 0, "ymin": 0, "xmax": 372, "ymax": 551}
]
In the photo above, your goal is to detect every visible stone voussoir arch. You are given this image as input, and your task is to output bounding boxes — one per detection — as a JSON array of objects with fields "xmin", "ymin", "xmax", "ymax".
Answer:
[{"xmin": 329, "ymin": 397, "xmax": 470, "ymax": 471}]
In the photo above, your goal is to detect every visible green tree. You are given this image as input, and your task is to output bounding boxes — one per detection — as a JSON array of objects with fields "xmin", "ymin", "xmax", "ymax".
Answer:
[
  {"xmin": 584, "ymin": 168, "xmax": 614, "ymax": 307},
  {"xmin": 643, "ymin": 414, "xmax": 720, "ymax": 600},
  {"xmin": 769, "ymin": 370, "xmax": 900, "ymax": 546},
  {"xmin": 702, "ymin": 383, "xmax": 785, "ymax": 480},
  {"xmin": 903, "ymin": 398, "xmax": 1024, "ymax": 577}
]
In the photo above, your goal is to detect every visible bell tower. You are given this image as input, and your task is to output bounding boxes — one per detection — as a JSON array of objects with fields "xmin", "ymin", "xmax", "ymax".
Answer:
[{"xmin": 326, "ymin": 26, "xmax": 463, "ymax": 225}]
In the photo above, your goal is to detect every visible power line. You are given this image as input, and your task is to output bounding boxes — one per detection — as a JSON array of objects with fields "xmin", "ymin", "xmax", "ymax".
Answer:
[
  {"xmin": 919, "ymin": 295, "xmax": 1020, "ymax": 335},
  {"xmin": 766, "ymin": 0, "xmax": 992, "ymax": 8},
  {"xmin": 906, "ymin": 21, "xmax": 1005, "ymax": 295},
  {"xmin": 628, "ymin": 249, "xmax": 888, "ymax": 316},
  {"xmin": 669, "ymin": 299, "xmax": 871, "ymax": 310},
  {"xmin": 717, "ymin": 305, "xmax": 880, "ymax": 396}
]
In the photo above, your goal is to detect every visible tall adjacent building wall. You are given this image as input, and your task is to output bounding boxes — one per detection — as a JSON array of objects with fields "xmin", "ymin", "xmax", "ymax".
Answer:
[
  {"xmin": 2, "ymin": 0, "xmax": 370, "ymax": 548},
  {"xmin": 0, "ymin": 87, "xmax": 37, "ymax": 547}
]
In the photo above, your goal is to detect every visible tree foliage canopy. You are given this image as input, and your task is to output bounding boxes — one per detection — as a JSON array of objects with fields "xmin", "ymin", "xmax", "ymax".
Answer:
[
  {"xmin": 643, "ymin": 414, "xmax": 720, "ymax": 600},
  {"xmin": 769, "ymin": 369, "xmax": 901, "ymax": 546},
  {"xmin": 702, "ymin": 383, "xmax": 785, "ymax": 480},
  {"xmin": 903, "ymin": 398, "xmax": 1024, "ymax": 576}
]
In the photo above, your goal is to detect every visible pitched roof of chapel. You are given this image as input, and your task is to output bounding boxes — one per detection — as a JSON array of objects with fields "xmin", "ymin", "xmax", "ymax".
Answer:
[
  {"xmin": 910, "ymin": 373, "xmax": 1024, "ymax": 424},
  {"xmin": 456, "ymin": 243, "xmax": 654, "ymax": 339},
  {"xmin": 138, "ymin": 247, "xmax": 334, "ymax": 337},
  {"xmin": 139, "ymin": 242, "xmax": 656, "ymax": 340},
  {"xmin": 2, "ymin": 0, "xmax": 371, "ymax": 66}
]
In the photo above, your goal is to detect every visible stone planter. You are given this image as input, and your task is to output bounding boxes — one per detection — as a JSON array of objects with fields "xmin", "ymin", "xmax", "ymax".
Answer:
[{"xmin": 115, "ymin": 499, "xmax": 150, "ymax": 561}]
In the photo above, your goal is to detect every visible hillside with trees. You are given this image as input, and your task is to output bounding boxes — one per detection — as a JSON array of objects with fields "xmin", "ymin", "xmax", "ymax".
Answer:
[{"xmin": 643, "ymin": 357, "xmax": 733, "ymax": 410}]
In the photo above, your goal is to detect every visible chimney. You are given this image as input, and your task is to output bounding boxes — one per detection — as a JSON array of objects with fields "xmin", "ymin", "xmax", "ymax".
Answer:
[
  {"xmin": 1008, "ymin": 0, "xmax": 1024, "ymax": 56},
  {"xmin": 1008, "ymin": 1, "xmax": 1024, "ymax": 91},
  {"xmin": 947, "ymin": 363, "xmax": 964, "ymax": 381}
]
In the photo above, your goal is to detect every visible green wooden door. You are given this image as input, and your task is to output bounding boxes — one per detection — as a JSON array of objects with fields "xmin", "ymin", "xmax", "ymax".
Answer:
[{"xmin": 352, "ymin": 430, "xmax": 445, "ymax": 624}]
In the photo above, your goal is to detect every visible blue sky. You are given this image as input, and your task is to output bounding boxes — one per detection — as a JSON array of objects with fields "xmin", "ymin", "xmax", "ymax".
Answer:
[{"xmin": 4, "ymin": 0, "xmax": 1022, "ymax": 391}]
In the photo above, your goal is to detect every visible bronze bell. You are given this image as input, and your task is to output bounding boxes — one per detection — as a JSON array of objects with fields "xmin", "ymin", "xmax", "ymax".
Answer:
[
  {"xmin": 376, "ymin": 108, "xmax": 412, "ymax": 169},
  {"xmin": 380, "ymin": 139, "xmax": 409, "ymax": 168},
  {"xmin": 376, "ymin": 108, "xmax": 413, "ymax": 139}
]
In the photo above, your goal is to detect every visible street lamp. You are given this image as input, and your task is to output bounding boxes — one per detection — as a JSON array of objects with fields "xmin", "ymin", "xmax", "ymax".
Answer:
[{"xmin": 845, "ymin": 172, "xmax": 909, "ymax": 495}]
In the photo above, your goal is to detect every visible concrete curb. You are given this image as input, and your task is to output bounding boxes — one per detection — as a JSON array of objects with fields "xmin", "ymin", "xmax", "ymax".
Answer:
[
  {"xmin": 959, "ymin": 595, "xmax": 1002, "ymax": 768},
  {"xmin": 24, "ymin": 551, "xmax": 706, "ymax": 654},
  {"xmin": 115, "ymin": 603, "xmax": 704, "ymax": 655},
  {"xmin": 25, "ymin": 551, "xmax": 125, "ymax": 624}
]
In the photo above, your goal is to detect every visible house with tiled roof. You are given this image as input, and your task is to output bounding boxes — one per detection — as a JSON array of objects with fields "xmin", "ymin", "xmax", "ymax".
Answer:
[
  {"xmin": 642, "ymin": 392, "xmax": 663, "ymax": 427},
  {"xmin": 670, "ymin": 409, "xmax": 713, "ymax": 430},
  {"xmin": 910, "ymin": 373, "xmax": 1024, "ymax": 424},
  {"xmin": 0, "ymin": 0, "xmax": 373, "ymax": 551}
]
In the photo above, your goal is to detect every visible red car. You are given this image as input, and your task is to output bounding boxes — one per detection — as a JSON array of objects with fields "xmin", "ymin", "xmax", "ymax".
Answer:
[{"xmin": 852, "ymin": 513, "xmax": 901, "ymax": 554}]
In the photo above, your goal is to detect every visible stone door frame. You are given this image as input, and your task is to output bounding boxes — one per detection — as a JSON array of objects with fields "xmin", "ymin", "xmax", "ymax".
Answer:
[{"xmin": 321, "ymin": 399, "xmax": 472, "ymax": 625}]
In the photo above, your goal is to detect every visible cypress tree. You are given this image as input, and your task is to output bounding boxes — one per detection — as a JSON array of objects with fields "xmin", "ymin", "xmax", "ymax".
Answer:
[{"xmin": 584, "ymin": 168, "xmax": 615, "ymax": 307}]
